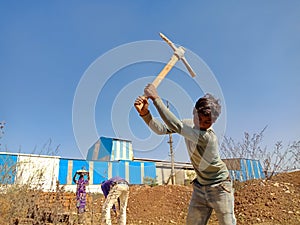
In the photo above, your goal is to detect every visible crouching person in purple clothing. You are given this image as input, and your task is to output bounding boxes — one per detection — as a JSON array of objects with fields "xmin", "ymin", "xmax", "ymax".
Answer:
[{"xmin": 101, "ymin": 176, "xmax": 129, "ymax": 225}]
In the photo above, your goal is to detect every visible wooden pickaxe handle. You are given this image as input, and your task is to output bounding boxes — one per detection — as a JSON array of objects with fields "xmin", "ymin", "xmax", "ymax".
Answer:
[{"xmin": 151, "ymin": 54, "xmax": 179, "ymax": 88}]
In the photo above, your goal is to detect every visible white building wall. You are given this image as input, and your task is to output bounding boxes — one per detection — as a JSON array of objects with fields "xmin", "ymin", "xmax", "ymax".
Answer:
[{"xmin": 16, "ymin": 155, "xmax": 59, "ymax": 191}]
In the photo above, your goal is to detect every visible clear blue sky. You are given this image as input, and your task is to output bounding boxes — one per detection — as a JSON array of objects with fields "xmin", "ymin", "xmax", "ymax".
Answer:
[{"xmin": 1, "ymin": 1, "xmax": 300, "ymax": 162}]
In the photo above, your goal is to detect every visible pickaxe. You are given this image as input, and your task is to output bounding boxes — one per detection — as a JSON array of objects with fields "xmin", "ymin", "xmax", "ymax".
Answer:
[{"xmin": 150, "ymin": 33, "xmax": 196, "ymax": 88}]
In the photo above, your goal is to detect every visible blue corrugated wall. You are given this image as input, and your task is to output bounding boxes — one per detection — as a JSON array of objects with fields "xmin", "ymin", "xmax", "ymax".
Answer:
[
  {"xmin": 93, "ymin": 161, "xmax": 108, "ymax": 183},
  {"xmin": 129, "ymin": 161, "xmax": 142, "ymax": 184},
  {"xmin": 257, "ymin": 160, "xmax": 265, "ymax": 178},
  {"xmin": 229, "ymin": 159, "xmax": 265, "ymax": 182},
  {"xmin": 144, "ymin": 162, "xmax": 156, "ymax": 179},
  {"xmin": 100, "ymin": 137, "xmax": 113, "ymax": 160},
  {"xmin": 87, "ymin": 137, "xmax": 133, "ymax": 161},
  {"xmin": 112, "ymin": 161, "xmax": 125, "ymax": 178},
  {"xmin": 0, "ymin": 152, "xmax": 265, "ymax": 186},
  {"xmin": 111, "ymin": 139, "xmax": 132, "ymax": 161},
  {"xmin": 58, "ymin": 159, "xmax": 68, "ymax": 184},
  {"xmin": 0, "ymin": 154, "xmax": 18, "ymax": 184},
  {"xmin": 56, "ymin": 159, "xmax": 157, "ymax": 185}
]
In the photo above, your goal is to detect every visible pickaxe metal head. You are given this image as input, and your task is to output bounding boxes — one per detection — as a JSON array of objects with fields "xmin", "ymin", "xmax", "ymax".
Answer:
[
  {"xmin": 159, "ymin": 33, "xmax": 196, "ymax": 78},
  {"xmin": 151, "ymin": 33, "xmax": 196, "ymax": 88}
]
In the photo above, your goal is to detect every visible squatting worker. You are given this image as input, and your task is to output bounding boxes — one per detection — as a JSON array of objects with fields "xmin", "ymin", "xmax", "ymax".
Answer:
[
  {"xmin": 134, "ymin": 83, "xmax": 236, "ymax": 225},
  {"xmin": 101, "ymin": 176, "xmax": 129, "ymax": 225}
]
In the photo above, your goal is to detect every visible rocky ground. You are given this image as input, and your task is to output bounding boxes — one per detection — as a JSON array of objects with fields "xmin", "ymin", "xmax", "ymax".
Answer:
[
  {"xmin": 5, "ymin": 171, "xmax": 300, "ymax": 225},
  {"xmin": 127, "ymin": 171, "xmax": 300, "ymax": 225},
  {"xmin": 98, "ymin": 171, "xmax": 300, "ymax": 225}
]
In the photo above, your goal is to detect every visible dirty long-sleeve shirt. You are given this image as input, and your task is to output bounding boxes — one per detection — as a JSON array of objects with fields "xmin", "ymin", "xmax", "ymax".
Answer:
[{"xmin": 141, "ymin": 98, "xmax": 229, "ymax": 185}]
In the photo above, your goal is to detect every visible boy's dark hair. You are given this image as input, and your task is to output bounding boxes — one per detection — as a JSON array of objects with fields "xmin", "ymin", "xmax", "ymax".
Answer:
[{"xmin": 195, "ymin": 93, "xmax": 221, "ymax": 120}]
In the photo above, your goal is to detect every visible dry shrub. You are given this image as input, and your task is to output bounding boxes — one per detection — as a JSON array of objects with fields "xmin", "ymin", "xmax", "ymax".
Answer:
[{"xmin": 220, "ymin": 126, "xmax": 300, "ymax": 179}]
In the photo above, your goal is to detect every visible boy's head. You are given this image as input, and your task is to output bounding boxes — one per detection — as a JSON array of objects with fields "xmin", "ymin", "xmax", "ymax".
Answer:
[{"xmin": 193, "ymin": 93, "xmax": 221, "ymax": 129}]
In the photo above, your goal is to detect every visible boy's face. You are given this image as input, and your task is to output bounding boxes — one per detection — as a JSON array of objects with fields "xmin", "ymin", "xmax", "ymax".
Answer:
[{"xmin": 193, "ymin": 108, "xmax": 215, "ymax": 130}]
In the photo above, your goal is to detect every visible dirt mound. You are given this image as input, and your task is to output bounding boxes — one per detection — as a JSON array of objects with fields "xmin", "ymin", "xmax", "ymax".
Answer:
[
  {"xmin": 125, "ymin": 171, "xmax": 300, "ymax": 225},
  {"xmin": 4, "ymin": 171, "xmax": 300, "ymax": 225},
  {"xmin": 127, "ymin": 185, "xmax": 192, "ymax": 225},
  {"xmin": 234, "ymin": 171, "xmax": 300, "ymax": 225}
]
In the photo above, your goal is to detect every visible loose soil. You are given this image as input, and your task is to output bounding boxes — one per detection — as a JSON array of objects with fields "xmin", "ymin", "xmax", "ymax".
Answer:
[
  {"xmin": 125, "ymin": 171, "xmax": 300, "ymax": 225},
  {"xmin": 5, "ymin": 171, "xmax": 300, "ymax": 225}
]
